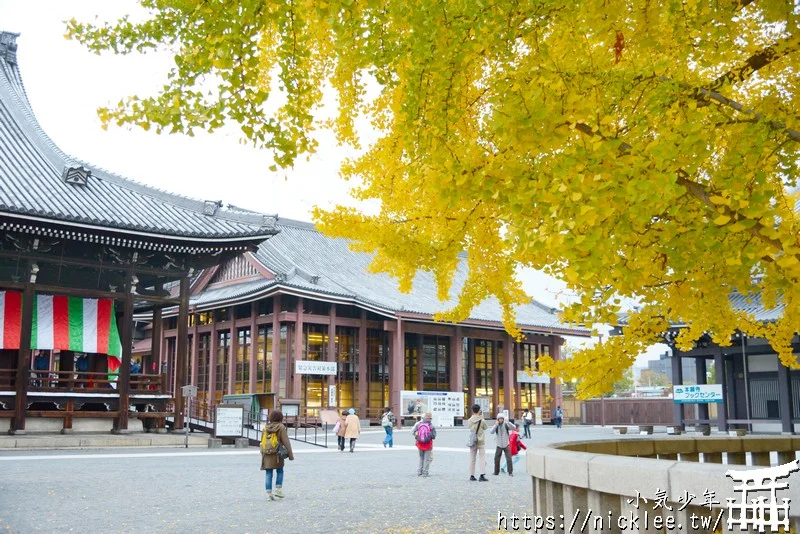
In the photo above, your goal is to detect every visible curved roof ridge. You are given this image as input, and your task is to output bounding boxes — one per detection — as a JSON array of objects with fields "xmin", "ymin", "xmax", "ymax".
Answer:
[{"xmin": 0, "ymin": 31, "xmax": 274, "ymax": 234}]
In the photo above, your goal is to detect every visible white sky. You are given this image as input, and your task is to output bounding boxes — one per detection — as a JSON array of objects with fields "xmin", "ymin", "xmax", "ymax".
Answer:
[{"xmin": 0, "ymin": 0, "xmax": 666, "ymax": 364}]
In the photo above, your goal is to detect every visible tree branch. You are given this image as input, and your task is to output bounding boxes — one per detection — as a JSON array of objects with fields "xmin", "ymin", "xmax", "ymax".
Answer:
[{"xmin": 708, "ymin": 34, "xmax": 800, "ymax": 91}]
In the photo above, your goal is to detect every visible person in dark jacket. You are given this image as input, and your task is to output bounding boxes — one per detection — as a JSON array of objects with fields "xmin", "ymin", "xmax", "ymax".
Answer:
[
  {"xmin": 490, "ymin": 414, "xmax": 516, "ymax": 476},
  {"xmin": 260, "ymin": 409, "xmax": 295, "ymax": 501}
]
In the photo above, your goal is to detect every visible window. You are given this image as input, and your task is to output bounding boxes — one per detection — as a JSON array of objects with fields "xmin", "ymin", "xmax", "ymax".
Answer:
[
  {"xmin": 234, "ymin": 304, "xmax": 252, "ymax": 320},
  {"xmin": 256, "ymin": 325, "xmax": 272, "ymax": 392},
  {"xmin": 235, "ymin": 328, "xmax": 250, "ymax": 394},
  {"xmin": 214, "ymin": 308, "xmax": 230, "ymax": 323},
  {"xmin": 256, "ymin": 298, "xmax": 273, "ymax": 316},
  {"xmin": 336, "ymin": 327, "xmax": 357, "ymax": 408},
  {"xmin": 367, "ymin": 330, "xmax": 389, "ymax": 410},
  {"xmin": 197, "ymin": 333, "xmax": 211, "ymax": 402},
  {"xmin": 422, "ymin": 335, "xmax": 449, "ymax": 391},
  {"xmin": 303, "ymin": 300, "xmax": 330, "ymax": 316},
  {"xmin": 281, "ymin": 295, "xmax": 298, "ymax": 312},
  {"xmin": 404, "ymin": 333, "xmax": 418, "ymax": 391},
  {"xmin": 197, "ymin": 312, "xmax": 213, "ymax": 325},
  {"xmin": 215, "ymin": 331, "xmax": 230, "ymax": 400},
  {"xmin": 519, "ymin": 343, "xmax": 538, "ymax": 408},
  {"xmin": 474, "ymin": 340, "xmax": 494, "ymax": 412},
  {"xmin": 337, "ymin": 305, "xmax": 360, "ymax": 319},
  {"xmin": 301, "ymin": 324, "xmax": 327, "ymax": 410}
]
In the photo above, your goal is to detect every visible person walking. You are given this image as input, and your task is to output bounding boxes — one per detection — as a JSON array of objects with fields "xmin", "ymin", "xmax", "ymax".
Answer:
[
  {"xmin": 554, "ymin": 405, "xmax": 564, "ymax": 429},
  {"xmin": 467, "ymin": 404, "xmax": 489, "ymax": 482},
  {"xmin": 413, "ymin": 412, "xmax": 436, "ymax": 477},
  {"xmin": 344, "ymin": 408, "xmax": 361, "ymax": 452},
  {"xmin": 522, "ymin": 408, "xmax": 533, "ymax": 439},
  {"xmin": 336, "ymin": 410, "xmax": 348, "ymax": 451},
  {"xmin": 260, "ymin": 409, "xmax": 295, "ymax": 501},
  {"xmin": 501, "ymin": 424, "xmax": 528, "ymax": 473},
  {"xmin": 491, "ymin": 414, "xmax": 516, "ymax": 476},
  {"xmin": 381, "ymin": 406, "xmax": 396, "ymax": 448}
]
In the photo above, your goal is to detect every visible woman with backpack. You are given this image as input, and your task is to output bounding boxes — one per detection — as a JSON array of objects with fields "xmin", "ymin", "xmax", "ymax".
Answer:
[
  {"xmin": 381, "ymin": 406, "xmax": 396, "ymax": 448},
  {"xmin": 260, "ymin": 409, "xmax": 294, "ymax": 501},
  {"xmin": 412, "ymin": 412, "xmax": 436, "ymax": 477}
]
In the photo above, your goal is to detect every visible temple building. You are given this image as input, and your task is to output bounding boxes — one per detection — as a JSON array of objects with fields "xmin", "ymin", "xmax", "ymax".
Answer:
[
  {"xmin": 151, "ymin": 217, "xmax": 589, "ymax": 422},
  {"xmin": 0, "ymin": 31, "xmax": 275, "ymax": 433},
  {"xmin": 614, "ymin": 293, "xmax": 800, "ymax": 434}
]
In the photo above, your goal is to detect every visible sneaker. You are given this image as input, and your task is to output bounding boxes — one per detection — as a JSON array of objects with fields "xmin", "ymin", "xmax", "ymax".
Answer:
[
  {"xmin": 267, "ymin": 493, "xmax": 275, "ymax": 501},
  {"xmin": 479, "ymin": 475, "xmax": 488, "ymax": 482},
  {"xmin": 422, "ymin": 473, "xmax": 429, "ymax": 477},
  {"xmin": 274, "ymin": 489, "xmax": 284, "ymax": 499},
  {"xmin": 508, "ymin": 473, "xmax": 514, "ymax": 477},
  {"xmin": 470, "ymin": 476, "xmax": 477, "ymax": 481}
]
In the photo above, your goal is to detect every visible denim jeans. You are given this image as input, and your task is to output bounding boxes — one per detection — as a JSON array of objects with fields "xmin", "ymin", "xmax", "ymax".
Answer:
[
  {"xmin": 265, "ymin": 468, "xmax": 284, "ymax": 491},
  {"xmin": 500, "ymin": 454, "xmax": 522, "ymax": 472},
  {"xmin": 383, "ymin": 426, "xmax": 393, "ymax": 447}
]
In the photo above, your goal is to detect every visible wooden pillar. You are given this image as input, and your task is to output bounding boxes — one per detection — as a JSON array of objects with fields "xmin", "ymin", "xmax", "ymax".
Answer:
[
  {"xmin": 777, "ymin": 357, "xmax": 794, "ymax": 434},
  {"xmin": 151, "ymin": 307, "xmax": 162, "ymax": 377},
  {"xmin": 491, "ymin": 340, "xmax": 499, "ymax": 414},
  {"xmin": 208, "ymin": 322, "xmax": 218, "ymax": 405},
  {"xmin": 671, "ymin": 347, "xmax": 685, "ymax": 430},
  {"xmin": 715, "ymin": 348, "xmax": 728, "ymax": 432},
  {"xmin": 292, "ymin": 297, "xmax": 304, "ymax": 399},
  {"xmin": 190, "ymin": 324, "xmax": 199, "ymax": 387},
  {"xmin": 416, "ymin": 334, "xmax": 424, "ymax": 391},
  {"xmin": 249, "ymin": 302, "xmax": 258, "ymax": 393},
  {"xmin": 327, "ymin": 304, "xmax": 337, "ymax": 403},
  {"xmin": 115, "ymin": 278, "xmax": 134, "ymax": 432},
  {"xmin": 173, "ymin": 277, "xmax": 189, "ymax": 430},
  {"xmin": 549, "ymin": 340, "xmax": 563, "ymax": 415},
  {"xmin": 450, "ymin": 326, "xmax": 463, "ymax": 393},
  {"xmin": 228, "ymin": 322, "xmax": 238, "ymax": 396},
  {"xmin": 696, "ymin": 357, "xmax": 709, "ymax": 422},
  {"xmin": 504, "ymin": 335, "xmax": 515, "ymax": 415},
  {"xmin": 389, "ymin": 318, "xmax": 404, "ymax": 417},
  {"xmin": 358, "ymin": 309, "xmax": 367, "ymax": 415},
  {"xmin": 11, "ymin": 283, "xmax": 34, "ymax": 434},
  {"xmin": 271, "ymin": 295, "xmax": 281, "ymax": 396},
  {"xmin": 467, "ymin": 338, "xmax": 476, "ymax": 405}
]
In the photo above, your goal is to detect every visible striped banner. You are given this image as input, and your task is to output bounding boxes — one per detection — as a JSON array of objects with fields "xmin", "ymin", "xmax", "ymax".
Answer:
[{"xmin": 31, "ymin": 295, "xmax": 122, "ymax": 357}]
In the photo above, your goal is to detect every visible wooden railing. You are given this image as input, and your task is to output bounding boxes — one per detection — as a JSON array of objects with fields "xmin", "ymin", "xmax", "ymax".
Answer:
[{"xmin": 0, "ymin": 369, "xmax": 167, "ymax": 394}]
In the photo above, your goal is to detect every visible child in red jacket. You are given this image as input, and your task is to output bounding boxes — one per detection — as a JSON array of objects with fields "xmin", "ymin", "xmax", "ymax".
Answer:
[{"xmin": 500, "ymin": 424, "xmax": 527, "ymax": 474}]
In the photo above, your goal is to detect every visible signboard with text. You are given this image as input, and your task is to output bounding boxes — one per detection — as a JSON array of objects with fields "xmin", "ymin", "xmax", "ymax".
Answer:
[
  {"xmin": 516, "ymin": 370, "xmax": 551, "ymax": 384},
  {"xmin": 295, "ymin": 360, "xmax": 337, "ymax": 376},
  {"xmin": 673, "ymin": 384, "xmax": 723, "ymax": 404},
  {"xmin": 401, "ymin": 390, "xmax": 464, "ymax": 424},
  {"xmin": 214, "ymin": 405, "xmax": 244, "ymax": 437}
]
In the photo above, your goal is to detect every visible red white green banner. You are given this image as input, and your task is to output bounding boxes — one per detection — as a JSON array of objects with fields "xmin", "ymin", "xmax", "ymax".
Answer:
[{"xmin": 0, "ymin": 291, "xmax": 123, "ymax": 385}]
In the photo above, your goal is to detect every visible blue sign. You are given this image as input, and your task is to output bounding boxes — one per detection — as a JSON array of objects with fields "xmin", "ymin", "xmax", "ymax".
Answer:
[{"xmin": 673, "ymin": 384, "xmax": 723, "ymax": 404}]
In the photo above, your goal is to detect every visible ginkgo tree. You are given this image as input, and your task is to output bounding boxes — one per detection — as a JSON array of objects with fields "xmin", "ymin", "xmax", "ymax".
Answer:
[{"xmin": 67, "ymin": 0, "xmax": 800, "ymax": 397}]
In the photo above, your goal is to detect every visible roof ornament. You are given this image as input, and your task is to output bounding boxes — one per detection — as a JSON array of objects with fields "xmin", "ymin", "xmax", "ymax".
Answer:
[
  {"xmin": 261, "ymin": 214, "xmax": 278, "ymax": 231},
  {"xmin": 203, "ymin": 200, "xmax": 222, "ymax": 216},
  {"xmin": 0, "ymin": 32, "xmax": 19, "ymax": 66},
  {"xmin": 62, "ymin": 165, "xmax": 91, "ymax": 186}
]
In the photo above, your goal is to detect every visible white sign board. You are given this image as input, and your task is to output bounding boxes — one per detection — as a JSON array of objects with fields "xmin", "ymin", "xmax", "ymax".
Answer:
[
  {"xmin": 673, "ymin": 384, "xmax": 723, "ymax": 404},
  {"xmin": 181, "ymin": 384, "xmax": 198, "ymax": 398},
  {"xmin": 534, "ymin": 407, "xmax": 543, "ymax": 425},
  {"xmin": 401, "ymin": 390, "xmax": 464, "ymax": 419},
  {"xmin": 295, "ymin": 360, "xmax": 337, "ymax": 376},
  {"xmin": 432, "ymin": 412, "xmax": 454, "ymax": 427},
  {"xmin": 516, "ymin": 370, "xmax": 551, "ymax": 384},
  {"xmin": 474, "ymin": 397, "xmax": 490, "ymax": 416},
  {"xmin": 215, "ymin": 405, "xmax": 243, "ymax": 437},
  {"xmin": 328, "ymin": 385, "xmax": 337, "ymax": 407}
]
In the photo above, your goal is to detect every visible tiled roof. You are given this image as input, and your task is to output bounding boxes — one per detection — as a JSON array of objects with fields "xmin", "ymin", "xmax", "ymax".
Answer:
[
  {"xmin": 0, "ymin": 31, "xmax": 276, "ymax": 241},
  {"xmin": 193, "ymin": 217, "xmax": 589, "ymax": 335}
]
